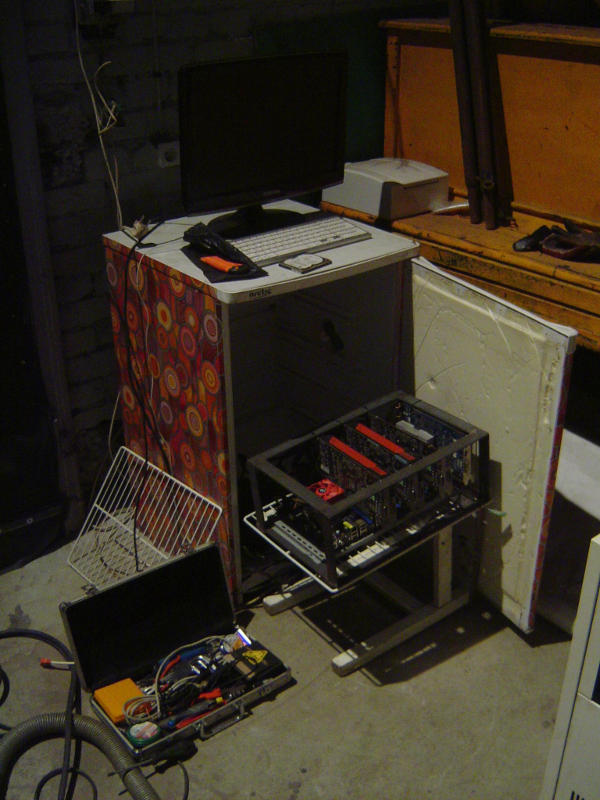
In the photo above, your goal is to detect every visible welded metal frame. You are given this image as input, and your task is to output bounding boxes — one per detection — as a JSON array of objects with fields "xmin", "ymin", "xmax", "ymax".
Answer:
[{"xmin": 246, "ymin": 389, "xmax": 489, "ymax": 592}]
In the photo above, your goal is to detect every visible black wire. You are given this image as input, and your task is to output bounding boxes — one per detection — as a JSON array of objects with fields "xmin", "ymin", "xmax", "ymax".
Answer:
[
  {"xmin": 179, "ymin": 761, "xmax": 190, "ymax": 800},
  {"xmin": 132, "ymin": 436, "xmax": 150, "ymax": 573},
  {"xmin": 131, "ymin": 256, "xmax": 154, "ymax": 571},
  {"xmin": 0, "ymin": 629, "xmax": 82, "ymax": 800},
  {"xmin": 56, "ymin": 660, "xmax": 79, "ymax": 800},
  {"xmin": 0, "ymin": 664, "xmax": 10, "ymax": 725},
  {"xmin": 111, "ymin": 221, "xmax": 173, "ymax": 572},
  {"xmin": 33, "ymin": 767, "xmax": 98, "ymax": 800},
  {"xmin": 113, "ymin": 221, "xmax": 171, "ymax": 471},
  {"xmin": 110, "ymin": 291, "xmax": 170, "ymax": 469},
  {"xmin": 108, "ymin": 292, "xmax": 162, "ymax": 450},
  {"xmin": 0, "ymin": 627, "xmax": 193, "ymax": 800}
]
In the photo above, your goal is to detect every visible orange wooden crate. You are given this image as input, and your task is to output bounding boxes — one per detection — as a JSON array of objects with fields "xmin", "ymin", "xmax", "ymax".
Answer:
[
  {"xmin": 372, "ymin": 19, "xmax": 600, "ymax": 350},
  {"xmin": 381, "ymin": 19, "xmax": 600, "ymax": 228}
]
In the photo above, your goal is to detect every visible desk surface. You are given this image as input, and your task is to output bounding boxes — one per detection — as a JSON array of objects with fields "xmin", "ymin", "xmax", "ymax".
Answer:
[{"xmin": 103, "ymin": 201, "xmax": 419, "ymax": 304}]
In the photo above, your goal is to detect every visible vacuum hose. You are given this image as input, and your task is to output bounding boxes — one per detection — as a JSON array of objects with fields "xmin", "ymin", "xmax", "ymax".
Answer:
[{"xmin": 0, "ymin": 712, "xmax": 161, "ymax": 800}]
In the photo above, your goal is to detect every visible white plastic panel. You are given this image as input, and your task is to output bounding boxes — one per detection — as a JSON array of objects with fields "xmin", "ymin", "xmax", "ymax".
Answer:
[
  {"xmin": 554, "ymin": 694, "xmax": 600, "ymax": 799},
  {"xmin": 542, "ymin": 534, "xmax": 600, "ymax": 798},
  {"xmin": 411, "ymin": 257, "xmax": 577, "ymax": 631}
]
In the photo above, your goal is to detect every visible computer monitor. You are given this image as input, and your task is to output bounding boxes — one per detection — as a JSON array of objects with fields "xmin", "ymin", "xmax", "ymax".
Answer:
[{"xmin": 178, "ymin": 51, "xmax": 348, "ymax": 239}]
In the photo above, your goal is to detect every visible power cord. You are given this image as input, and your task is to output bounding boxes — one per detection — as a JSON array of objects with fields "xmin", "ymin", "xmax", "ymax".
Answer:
[
  {"xmin": 110, "ymin": 222, "xmax": 172, "ymax": 472},
  {"xmin": 0, "ymin": 628, "xmax": 82, "ymax": 800},
  {"xmin": 107, "ymin": 222, "xmax": 175, "ymax": 572},
  {"xmin": 0, "ymin": 666, "xmax": 9, "ymax": 725},
  {"xmin": 0, "ymin": 628, "xmax": 191, "ymax": 800},
  {"xmin": 34, "ymin": 767, "xmax": 98, "ymax": 800}
]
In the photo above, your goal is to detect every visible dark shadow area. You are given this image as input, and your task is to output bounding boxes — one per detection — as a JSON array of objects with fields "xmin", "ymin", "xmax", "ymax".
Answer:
[
  {"xmin": 535, "ymin": 346, "xmax": 600, "ymax": 631},
  {"xmin": 471, "ymin": 457, "xmax": 510, "ymax": 605},
  {"xmin": 500, "ymin": 1, "xmax": 600, "ymax": 26},
  {"xmin": 254, "ymin": 4, "xmax": 447, "ymax": 164},
  {"xmin": 292, "ymin": 537, "xmax": 507, "ymax": 685},
  {"xmin": 565, "ymin": 346, "xmax": 600, "ymax": 447},
  {"xmin": 296, "ymin": 586, "xmax": 509, "ymax": 686},
  {"xmin": 512, "ymin": 610, "xmax": 572, "ymax": 649},
  {"xmin": 0, "ymin": 70, "xmax": 64, "ymax": 573},
  {"xmin": 539, "ymin": 491, "xmax": 600, "ymax": 622},
  {"xmin": 364, "ymin": 595, "xmax": 511, "ymax": 684},
  {"xmin": 492, "ymin": 34, "xmax": 600, "ymax": 67},
  {"xmin": 295, "ymin": 579, "xmax": 569, "ymax": 686}
]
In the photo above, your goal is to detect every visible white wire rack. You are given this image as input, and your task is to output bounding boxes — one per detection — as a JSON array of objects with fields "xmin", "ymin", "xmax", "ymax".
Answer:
[{"xmin": 68, "ymin": 447, "xmax": 223, "ymax": 590}]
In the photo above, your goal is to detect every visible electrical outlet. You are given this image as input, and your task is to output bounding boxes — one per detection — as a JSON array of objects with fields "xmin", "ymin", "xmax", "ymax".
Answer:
[{"xmin": 157, "ymin": 141, "xmax": 180, "ymax": 169}]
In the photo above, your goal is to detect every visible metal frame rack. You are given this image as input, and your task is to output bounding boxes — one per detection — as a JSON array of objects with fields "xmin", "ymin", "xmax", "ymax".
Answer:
[
  {"xmin": 244, "ymin": 390, "xmax": 489, "ymax": 675},
  {"xmin": 245, "ymin": 390, "xmax": 489, "ymax": 593}
]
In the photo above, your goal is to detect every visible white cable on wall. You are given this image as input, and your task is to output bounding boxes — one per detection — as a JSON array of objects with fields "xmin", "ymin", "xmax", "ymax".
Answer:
[{"xmin": 73, "ymin": 0, "xmax": 123, "ymax": 230}]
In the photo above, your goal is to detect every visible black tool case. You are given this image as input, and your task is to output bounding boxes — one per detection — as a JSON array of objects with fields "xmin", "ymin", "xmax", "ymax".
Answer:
[
  {"xmin": 245, "ymin": 390, "xmax": 490, "ymax": 591},
  {"xmin": 60, "ymin": 545, "xmax": 291, "ymax": 759}
]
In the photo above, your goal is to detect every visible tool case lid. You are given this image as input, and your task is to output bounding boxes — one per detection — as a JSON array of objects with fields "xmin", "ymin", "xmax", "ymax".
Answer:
[{"xmin": 60, "ymin": 545, "xmax": 235, "ymax": 692}]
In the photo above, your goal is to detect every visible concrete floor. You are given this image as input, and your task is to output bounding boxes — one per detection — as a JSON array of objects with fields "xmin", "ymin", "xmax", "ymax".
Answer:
[{"xmin": 0, "ymin": 541, "xmax": 571, "ymax": 800}]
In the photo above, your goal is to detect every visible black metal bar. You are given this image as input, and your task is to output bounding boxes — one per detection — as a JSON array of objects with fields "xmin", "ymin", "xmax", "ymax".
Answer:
[
  {"xmin": 248, "ymin": 461, "xmax": 267, "ymax": 531},
  {"xmin": 463, "ymin": 0, "xmax": 498, "ymax": 229},
  {"xmin": 319, "ymin": 516, "xmax": 338, "ymax": 587},
  {"xmin": 448, "ymin": 0, "xmax": 482, "ymax": 224}
]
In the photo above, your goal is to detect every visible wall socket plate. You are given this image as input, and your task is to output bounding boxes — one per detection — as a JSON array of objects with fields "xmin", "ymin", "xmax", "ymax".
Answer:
[{"xmin": 157, "ymin": 141, "xmax": 180, "ymax": 168}]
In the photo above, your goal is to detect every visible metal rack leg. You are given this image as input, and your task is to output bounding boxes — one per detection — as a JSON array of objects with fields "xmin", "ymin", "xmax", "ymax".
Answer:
[
  {"xmin": 331, "ymin": 588, "xmax": 469, "ymax": 675},
  {"xmin": 261, "ymin": 523, "xmax": 471, "ymax": 677},
  {"xmin": 331, "ymin": 524, "xmax": 468, "ymax": 676},
  {"xmin": 434, "ymin": 525, "xmax": 453, "ymax": 607}
]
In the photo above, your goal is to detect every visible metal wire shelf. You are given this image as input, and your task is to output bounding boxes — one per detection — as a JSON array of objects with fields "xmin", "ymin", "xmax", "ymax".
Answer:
[{"xmin": 68, "ymin": 447, "xmax": 223, "ymax": 590}]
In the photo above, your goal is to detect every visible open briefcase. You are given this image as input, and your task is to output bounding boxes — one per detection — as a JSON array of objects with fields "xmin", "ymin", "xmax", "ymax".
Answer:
[{"xmin": 60, "ymin": 544, "xmax": 292, "ymax": 759}]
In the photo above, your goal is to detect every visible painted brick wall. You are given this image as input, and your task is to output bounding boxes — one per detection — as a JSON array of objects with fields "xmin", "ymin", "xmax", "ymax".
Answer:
[{"xmin": 20, "ymin": 0, "xmax": 413, "ymax": 499}]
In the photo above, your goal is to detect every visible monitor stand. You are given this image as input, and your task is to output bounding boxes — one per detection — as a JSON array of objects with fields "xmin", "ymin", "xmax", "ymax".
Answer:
[{"xmin": 208, "ymin": 203, "xmax": 305, "ymax": 240}]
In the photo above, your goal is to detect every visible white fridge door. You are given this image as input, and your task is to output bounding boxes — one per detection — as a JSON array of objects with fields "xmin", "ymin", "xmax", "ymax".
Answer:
[{"xmin": 410, "ymin": 256, "xmax": 577, "ymax": 631}]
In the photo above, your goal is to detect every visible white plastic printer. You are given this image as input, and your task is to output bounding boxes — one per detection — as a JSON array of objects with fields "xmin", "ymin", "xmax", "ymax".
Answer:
[{"xmin": 322, "ymin": 158, "xmax": 449, "ymax": 220}]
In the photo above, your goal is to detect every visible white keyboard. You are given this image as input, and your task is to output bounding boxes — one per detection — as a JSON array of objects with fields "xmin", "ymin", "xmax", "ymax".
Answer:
[{"xmin": 231, "ymin": 215, "xmax": 372, "ymax": 267}]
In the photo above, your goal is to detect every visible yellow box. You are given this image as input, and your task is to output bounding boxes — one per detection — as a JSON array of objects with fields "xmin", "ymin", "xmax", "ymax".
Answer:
[{"xmin": 93, "ymin": 678, "xmax": 143, "ymax": 724}]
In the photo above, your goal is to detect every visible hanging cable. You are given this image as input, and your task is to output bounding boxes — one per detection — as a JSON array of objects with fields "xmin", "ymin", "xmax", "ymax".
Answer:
[
  {"xmin": 73, "ymin": 0, "xmax": 123, "ymax": 230},
  {"xmin": 108, "ymin": 388, "xmax": 122, "ymax": 461},
  {"xmin": 108, "ymin": 224, "xmax": 174, "ymax": 572},
  {"xmin": 114, "ymin": 224, "xmax": 171, "ymax": 472}
]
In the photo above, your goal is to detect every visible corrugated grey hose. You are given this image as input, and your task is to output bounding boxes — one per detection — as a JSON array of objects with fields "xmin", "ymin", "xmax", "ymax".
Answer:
[{"xmin": 0, "ymin": 712, "xmax": 161, "ymax": 800}]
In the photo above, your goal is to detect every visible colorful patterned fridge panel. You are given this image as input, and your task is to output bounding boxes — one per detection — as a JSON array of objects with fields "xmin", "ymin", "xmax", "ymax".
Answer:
[{"xmin": 104, "ymin": 238, "xmax": 235, "ymax": 590}]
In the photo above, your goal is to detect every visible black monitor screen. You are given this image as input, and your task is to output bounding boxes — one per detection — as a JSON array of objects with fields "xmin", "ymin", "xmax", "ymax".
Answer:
[{"xmin": 178, "ymin": 52, "xmax": 348, "ymax": 237}]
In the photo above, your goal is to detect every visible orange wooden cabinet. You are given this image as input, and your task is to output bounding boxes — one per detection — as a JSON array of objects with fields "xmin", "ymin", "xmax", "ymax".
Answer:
[
  {"xmin": 381, "ymin": 19, "xmax": 600, "ymax": 226},
  {"xmin": 382, "ymin": 21, "xmax": 465, "ymax": 202},
  {"xmin": 377, "ymin": 19, "xmax": 600, "ymax": 350}
]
